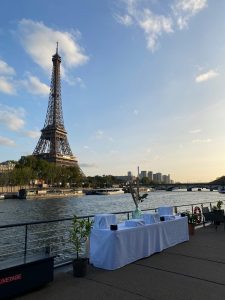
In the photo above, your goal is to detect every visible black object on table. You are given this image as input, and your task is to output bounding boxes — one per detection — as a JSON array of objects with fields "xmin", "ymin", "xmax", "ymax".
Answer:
[{"xmin": 110, "ymin": 224, "xmax": 118, "ymax": 230}]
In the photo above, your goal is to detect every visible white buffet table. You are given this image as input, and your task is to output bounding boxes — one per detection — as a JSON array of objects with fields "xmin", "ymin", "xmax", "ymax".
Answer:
[
  {"xmin": 90, "ymin": 216, "xmax": 188, "ymax": 270},
  {"xmin": 93, "ymin": 213, "xmax": 117, "ymax": 229}
]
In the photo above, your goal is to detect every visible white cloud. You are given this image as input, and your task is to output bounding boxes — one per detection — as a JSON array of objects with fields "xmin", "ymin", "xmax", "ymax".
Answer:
[
  {"xmin": 195, "ymin": 70, "xmax": 219, "ymax": 83},
  {"xmin": 0, "ymin": 59, "xmax": 16, "ymax": 94},
  {"xmin": 93, "ymin": 130, "xmax": 114, "ymax": 142},
  {"xmin": 0, "ymin": 105, "xmax": 25, "ymax": 131},
  {"xmin": 0, "ymin": 77, "xmax": 16, "ymax": 95},
  {"xmin": 17, "ymin": 19, "xmax": 89, "ymax": 74},
  {"xmin": 189, "ymin": 129, "xmax": 202, "ymax": 134},
  {"xmin": 94, "ymin": 130, "xmax": 104, "ymax": 140},
  {"xmin": 115, "ymin": 0, "xmax": 208, "ymax": 50},
  {"xmin": 23, "ymin": 130, "xmax": 40, "ymax": 139},
  {"xmin": 172, "ymin": 0, "xmax": 208, "ymax": 29},
  {"xmin": 153, "ymin": 155, "xmax": 160, "ymax": 161},
  {"xmin": 109, "ymin": 150, "xmax": 119, "ymax": 155},
  {"xmin": 22, "ymin": 74, "xmax": 49, "ymax": 96},
  {"xmin": 0, "ymin": 136, "xmax": 16, "ymax": 146},
  {"xmin": 64, "ymin": 76, "xmax": 85, "ymax": 88},
  {"xmin": 133, "ymin": 109, "xmax": 139, "ymax": 115},
  {"xmin": 139, "ymin": 9, "xmax": 173, "ymax": 51},
  {"xmin": 114, "ymin": 14, "xmax": 133, "ymax": 26},
  {"xmin": 192, "ymin": 138, "xmax": 212, "ymax": 143},
  {"xmin": 80, "ymin": 163, "xmax": 96, "ymax": 168},
  {"xmin": 0, "ymin": 59, "xmax": 16, "ymax": 76},
  {"xmin": 177, "ymin": 0, "xmax": 207, "ymax": 12},
  {"xmin": 115, "ymin": 2, "xmax": 173, "ymax": 51}
]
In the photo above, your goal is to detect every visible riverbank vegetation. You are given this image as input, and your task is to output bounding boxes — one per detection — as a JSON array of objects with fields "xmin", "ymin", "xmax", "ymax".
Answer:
[
  {"xmin": 0, "ymin": 156, "xmax": 124, "ymax": 189},
  {"xmin": 0, "ymin": 156, "xmax": 83, "ymax": 188},
  {"xmin": 209, "ymin": 176, "xmax": 225, "ymax": 186}
]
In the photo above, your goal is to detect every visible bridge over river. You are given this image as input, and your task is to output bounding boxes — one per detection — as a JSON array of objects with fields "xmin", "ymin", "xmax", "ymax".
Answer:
[{"xmin": 150, "ymin": 183, "xmax": 221, "ymax": 191}]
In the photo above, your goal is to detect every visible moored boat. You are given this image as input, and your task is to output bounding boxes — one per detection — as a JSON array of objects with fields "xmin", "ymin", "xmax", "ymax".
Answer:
[
  {"xmin": 85, "ymin": 188, "xmax": 124, "ymax": 195},
  {"xmin": 218, "ymin": 186, "xmax": 225, "ymax": 194},
  {"xmin": 95, "ymin": 188, "xmax": 124, "ymax": 195}
]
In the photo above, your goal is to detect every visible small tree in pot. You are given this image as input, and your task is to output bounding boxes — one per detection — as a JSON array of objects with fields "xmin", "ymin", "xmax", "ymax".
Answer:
[
  {"xmin": 70, "ymin": 215, "xmax": 93, "ymax": 277},
  {"xmin": 183, "ymin": 211, "xmax": 197, "ymax": 235},
  {"xmin": 212, "ymin": 201, "xmax": 224, "ymax": 227}
]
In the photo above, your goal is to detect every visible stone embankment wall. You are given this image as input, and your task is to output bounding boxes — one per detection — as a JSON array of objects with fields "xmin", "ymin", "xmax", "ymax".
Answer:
[{"xmin": 0, "ymin": 186, "xmax": 29, "ymax": 193}]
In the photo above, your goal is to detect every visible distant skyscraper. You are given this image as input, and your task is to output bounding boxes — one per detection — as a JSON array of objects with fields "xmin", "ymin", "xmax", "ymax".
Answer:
[
  {"xmin": 140, "ymin": 171, "xmax": 147, "ymax": 179},
  {"xmin": 168, "ymin": 174, "xmax": 171, "ymax": 183},
  {"xmin": 162, "ymin": 175, "xmax": 169, "ymax": 184},
  {"xmin": 155, "ymin": 173, "xmax": 162, "ymax": 183},
  {"xmin": 127, "ymin": 171, "xmax": 132, "ymax": 178},
  {"xmin": 148, "ymin": 171, "xmax": 153, "ymax": 181}
]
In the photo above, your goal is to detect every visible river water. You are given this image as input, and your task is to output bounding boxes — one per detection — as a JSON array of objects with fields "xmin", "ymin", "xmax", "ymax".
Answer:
[{"xmin": 0, "ymin": 189, "xmax": 222, "ymax": 226}]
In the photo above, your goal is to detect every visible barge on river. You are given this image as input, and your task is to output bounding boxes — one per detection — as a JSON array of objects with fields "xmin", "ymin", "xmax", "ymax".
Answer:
[{"xmin": 85, "ymin": 188, "xmax": 124, "ymax": 195}]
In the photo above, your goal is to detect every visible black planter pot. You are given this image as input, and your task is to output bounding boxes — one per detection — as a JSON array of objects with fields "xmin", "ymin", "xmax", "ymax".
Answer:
[
  {"xmin": 213, "ymin": 209, "xmax": 224, "ymax": 226},
  {"xmin": 73, "ymin": 258, "xmax": 88, "ymax": 277}
]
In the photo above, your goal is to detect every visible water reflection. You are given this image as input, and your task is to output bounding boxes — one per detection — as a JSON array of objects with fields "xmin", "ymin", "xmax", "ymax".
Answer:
[
  {"xmin": 0, "ymin": 190, "xmax": 221, "ymax": 265},
  {"xmin": 0, "ymin": 190, "xmax": 221, "ymax": 225}
]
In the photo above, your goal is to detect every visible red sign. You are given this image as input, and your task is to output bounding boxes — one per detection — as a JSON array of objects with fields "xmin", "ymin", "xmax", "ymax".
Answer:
[{"xmin": 0, "ymin": 274, "xmax": 22, "ymax": 285}]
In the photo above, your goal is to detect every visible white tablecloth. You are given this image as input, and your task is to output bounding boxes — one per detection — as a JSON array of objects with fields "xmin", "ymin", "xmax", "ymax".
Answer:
[
  {"xmin": 90, "ymin": 216, "xmax": 188, "ymax": 270},
  {"xmin": 93, "ymin": 214, "xmax": 117, "ymax": 229},
  {"xmin": 142, "ymin": 213, "xmax": 160, "ymax": 224},
  {"xmin": 157, "ymin": 206, "xmax": 174, "ymax": 216},
  {"xmin": 125, "ymin": 219, "xmax": 145, "ymax": 227}
]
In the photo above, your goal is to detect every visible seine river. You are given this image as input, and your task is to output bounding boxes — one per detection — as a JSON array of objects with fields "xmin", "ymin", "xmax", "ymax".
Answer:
[{"xmin": 0, "ymin": 189, "xmax": 223, "ymax": 226}]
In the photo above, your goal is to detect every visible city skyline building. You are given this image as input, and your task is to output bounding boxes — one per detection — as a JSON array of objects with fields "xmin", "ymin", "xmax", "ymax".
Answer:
[
  {"xmin": 0, "ymin": 161, "xmax": 16, "ymax": 173},
  {"xmin": 135, "ymin": 169, "xmax": 173, "ymax": 184},
  {"xmin": 140, "ymin": 171, "xmax": 147, "ymax": 179},
  {"xmin": 127, "ymin": 171, "xmax": 132, "ymax": 178},
  {"xmin": 148, "ymin": 171, "xmax": 153, "ymax": 181}
]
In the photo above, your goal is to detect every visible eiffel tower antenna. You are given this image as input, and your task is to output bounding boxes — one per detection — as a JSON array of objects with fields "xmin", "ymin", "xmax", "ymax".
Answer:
[{"xmin": 33, "ymin": 46, "xmax": 78, "ymax": 167}]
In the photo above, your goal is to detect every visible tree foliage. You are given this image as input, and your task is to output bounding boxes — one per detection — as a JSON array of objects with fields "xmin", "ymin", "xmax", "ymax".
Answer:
[
  {"xmin": 12, "ymin": 155, "xmax": 84, "ymax": 187},
  {"xmin": 209, "ymin": 176, "xmax": 225, "ymax": 185},
  {"xmin": 0, "ymin": 155, "xmax": 132, "ymax": 188},
  {"xmin": 70, "ymin": 215, "xmax": 93, "ymax": 259}
]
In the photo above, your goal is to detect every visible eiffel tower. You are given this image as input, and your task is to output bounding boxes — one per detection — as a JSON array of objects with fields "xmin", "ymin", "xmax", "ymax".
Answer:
[{"xmin": 33, "ymin": 44, "xmax": 78, "ymax": 167}]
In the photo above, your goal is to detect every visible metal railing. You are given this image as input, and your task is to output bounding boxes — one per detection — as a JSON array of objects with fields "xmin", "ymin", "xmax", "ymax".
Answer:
[{"xmin": 0, "ymin": 201, "xmax": 216, "ymax": 267}]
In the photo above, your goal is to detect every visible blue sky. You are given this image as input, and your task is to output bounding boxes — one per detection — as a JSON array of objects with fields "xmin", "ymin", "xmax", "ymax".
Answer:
[{"xmin": 1, "ymin": 0, "xmax": 225, "ymax": 182}]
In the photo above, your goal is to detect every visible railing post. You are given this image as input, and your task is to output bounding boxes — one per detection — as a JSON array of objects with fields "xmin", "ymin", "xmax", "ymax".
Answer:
[
  {"xmin": 201, "ymin": 203, "xmax": 205, "ymax": 226},
  {"xmin": 45, "ymin": 245, "xmax": 52, "ymax": 255},
  {"xmin": 24, "ymin": 224, "xmax": 28, "ymax": 259}
]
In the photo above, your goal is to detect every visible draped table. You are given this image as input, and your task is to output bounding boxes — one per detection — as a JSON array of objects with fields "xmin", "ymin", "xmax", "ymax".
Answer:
[
  {"xmin": 93, "ymin": 213, "xmax": 117, "ymax": 229},
  {"xmin": 90, "ymin": 216, "xmax": 188, "ymax": 270}
]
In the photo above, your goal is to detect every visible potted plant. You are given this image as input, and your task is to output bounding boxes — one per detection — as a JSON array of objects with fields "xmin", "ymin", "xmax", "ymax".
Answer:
[
  {"xmin": 212, "ymin": 201, "xmax": 224, "ymax": 226},
  {"xmin": 129, "ymin": 180, "xmax": 148, "ymax": 218},
  {"xmin": 184, "ymin": 211, "xmax": 197, "ymax": 235},
  {"xmin": 70, "ymin": 215, "xmax": 93, "ymax": 277},
  {"xmin": 217, "ymin": 200, "xmax": 223, "ymax": 210},
  {"xmin": 212, "ymin": 201, "xmax": 223, "ymax": 212}
]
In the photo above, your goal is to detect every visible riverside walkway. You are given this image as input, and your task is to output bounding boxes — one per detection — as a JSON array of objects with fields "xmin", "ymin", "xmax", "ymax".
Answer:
[{"xmin": 16, "ymin": 224, "xmax": 225, "ymax": 300}]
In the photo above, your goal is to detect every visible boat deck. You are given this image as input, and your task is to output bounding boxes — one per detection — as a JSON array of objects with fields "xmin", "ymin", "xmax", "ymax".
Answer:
[{"xmin": 16, "ymin": 224, "xmax": 225, "ymax": 300}]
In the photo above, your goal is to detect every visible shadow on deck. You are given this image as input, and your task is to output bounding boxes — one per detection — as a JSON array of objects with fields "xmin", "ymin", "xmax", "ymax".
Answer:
[{"xmin": 16, "ymin": 224, "xmax": 225, "ymax": 300}]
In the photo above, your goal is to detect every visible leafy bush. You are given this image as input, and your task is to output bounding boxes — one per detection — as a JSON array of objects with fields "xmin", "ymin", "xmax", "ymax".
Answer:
[{"xmin": 70, "ymin": 215, "xmax": 93, "ymax": 260}]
